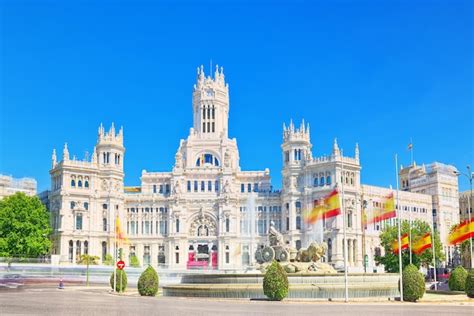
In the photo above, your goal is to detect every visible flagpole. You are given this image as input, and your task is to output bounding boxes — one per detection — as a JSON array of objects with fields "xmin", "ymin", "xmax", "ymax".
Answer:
[
  {"xmin": 341, "ymin": 150, "xmax": 349, "ymax": 303},
  {"xmin": 431, "ymin": 228, "xmax": 437, "ymax": 291},
  {"xmin": 395, "ymin": 154, "xmax": 404, "ymax": 302},
  {"xmin": 113, "ymin": 210, "xmax": 117, "ymax": 293},
  {"xmin": 410, "ymin": 138, "xmax": 414, "ymax": 166},
  {"xmin": 409, "ymin": 210, "xmax": 412, "ymax": 265}
]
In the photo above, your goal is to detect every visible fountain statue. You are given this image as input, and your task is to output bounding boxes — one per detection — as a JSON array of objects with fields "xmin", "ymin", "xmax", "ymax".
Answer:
[{"xmin": 255, "ymin": 221, "xmax": 336, "ymax": 274}]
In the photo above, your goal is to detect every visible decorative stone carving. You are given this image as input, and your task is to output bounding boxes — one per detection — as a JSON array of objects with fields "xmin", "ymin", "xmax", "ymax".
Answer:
[
  {"xmin": 189, "ymin": 213, "xmax": 217, "ymax": 237},
  {"xmin": 255, "ymin": 222, "xmax": 336, "ymax": 274},
  {"xmin": 224, "ymin": 150, "xmax": 231, "ymax": 168}
]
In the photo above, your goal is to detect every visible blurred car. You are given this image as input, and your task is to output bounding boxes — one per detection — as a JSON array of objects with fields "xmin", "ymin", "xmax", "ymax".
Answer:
[{"xmin": 0, "ymin": 274, "xmax": 25, "ymax": 289}]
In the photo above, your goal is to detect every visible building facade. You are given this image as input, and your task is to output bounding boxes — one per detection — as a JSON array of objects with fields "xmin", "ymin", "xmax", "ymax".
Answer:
[
  {"xmin": 47, "ymin": 66, "xmax": 459, "ymax": 271},
  {"xmin": 0, "ymin": 174, "xmax": 37, "ymax": 199}
]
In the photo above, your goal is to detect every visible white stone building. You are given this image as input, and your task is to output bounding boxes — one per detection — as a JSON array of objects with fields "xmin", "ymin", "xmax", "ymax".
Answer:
[
  {"xmin": 0, "ymin": 174, "xmax": 37, "ymax": 199},
  {"xmin": 47, "ymin": 66, "xmax": 459, "ymax": 271}
]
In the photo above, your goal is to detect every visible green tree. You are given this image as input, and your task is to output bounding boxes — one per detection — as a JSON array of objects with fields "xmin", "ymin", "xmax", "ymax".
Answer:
[
  {"xmin": 110, "ymin": 269, "xmax": 127, "ymax": 292},
  {"xmin": 263, "ymin": 260, "xmax": 289, "ymax": 301},
  {"xmin": 130, "ymin": 254, "xmax": 140, "ymax": 267},
  {"xmin": 103, "ymin": 254, "xmax": 114, "ymax": 265},
  {"xmin": 375, "ymin": 219, "xmax": 444, "ymax": 272},
  {"xmin": 137, "ymin": 266, "xmax": 159, "ymax": 296},
  {"xmin": 77, "ymin": 254, "xmax": 100, "ymax": 265},
  {"xmin": 402, "ymin": 264, "xmax": 425, "ymax": 302},
  {"xmin": 0, "ymin": 193, "xmax": 52, "ymax": 258}
]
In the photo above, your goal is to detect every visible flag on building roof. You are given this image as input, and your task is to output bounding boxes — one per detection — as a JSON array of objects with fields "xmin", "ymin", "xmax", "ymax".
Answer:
[
  {"xmin": 115, "ymin": 216, "xmax": 129, "ymax": 245},
  {"xmin": 392, "ymin": 233, "xmax": 409, "ymax": 254},
  {"xmin": 364, "ymin": 192, "xmax": 396, "ymax": 225},
  {"xmin": 304, "ymin": 189, "xmax": 341, "ymax": 225},
  {"xmin": 448, "ymin": 219, "xmax": 474, "ymax": 245},
  {"xmin": 412, "ymin": 233, "xmax": 432, "ymax": 255}
]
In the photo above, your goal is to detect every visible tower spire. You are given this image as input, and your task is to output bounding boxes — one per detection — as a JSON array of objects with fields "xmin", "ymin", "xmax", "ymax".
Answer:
[{"xmin": 63, "ymin": 143, "xmax": 70, "ymax": 161}]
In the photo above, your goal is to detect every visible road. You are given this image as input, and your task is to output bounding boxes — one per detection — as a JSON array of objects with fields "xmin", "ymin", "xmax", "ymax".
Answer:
[{"xmin": 0, "ymin": 287, "xmax": 472, "ymax": 316}]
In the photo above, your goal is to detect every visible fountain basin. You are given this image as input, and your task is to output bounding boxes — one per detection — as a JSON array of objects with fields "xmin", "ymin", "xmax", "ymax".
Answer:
[{"xmin": 162, "ymin": 273, "xmax": 400, "ymax": 299}]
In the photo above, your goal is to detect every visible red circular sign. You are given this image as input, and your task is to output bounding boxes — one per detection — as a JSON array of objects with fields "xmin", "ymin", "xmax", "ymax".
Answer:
[{"xmin": 117, "ymin": 260, "xmax": 125, "ymax": 270}]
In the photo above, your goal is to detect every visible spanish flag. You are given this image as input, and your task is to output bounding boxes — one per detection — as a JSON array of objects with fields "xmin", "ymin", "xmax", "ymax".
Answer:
[
  {"xmin": 392, "ymin": 233, "xmax": 409, "ymax": 254},
  {"xmin": 448, "ymin": 219, "xmax": 474, "ymax": 245},
  {"xmin": 412, "ymin": 233, "xmax": 432, "ymax": 255},
  {"xmin": 364, "ymin": 192, "xmax": 396, "ymax": 225},
  {"xmin": 305, "ymin": 189, "xmax": 341, "ymax": 225},
  {"xmin": 115, "ymin": 216, "xmax": 129, "ymax": 245}
]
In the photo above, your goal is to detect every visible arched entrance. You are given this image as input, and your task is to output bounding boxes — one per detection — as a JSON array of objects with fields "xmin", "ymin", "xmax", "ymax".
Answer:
[{"xmin": 187, "ymin": 213, "xmax": 218, "ymax": 270}]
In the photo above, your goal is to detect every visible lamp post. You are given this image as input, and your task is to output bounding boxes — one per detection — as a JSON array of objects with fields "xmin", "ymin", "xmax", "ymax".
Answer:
[{"xmin": 454, "ymin": 166, "xmax": 473, "ymax": 268}]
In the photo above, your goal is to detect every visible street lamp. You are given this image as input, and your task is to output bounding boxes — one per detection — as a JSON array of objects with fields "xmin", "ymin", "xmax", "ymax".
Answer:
[{"xmin": 454, "ymin": 166, "xmax": 473, "ymax": 268}]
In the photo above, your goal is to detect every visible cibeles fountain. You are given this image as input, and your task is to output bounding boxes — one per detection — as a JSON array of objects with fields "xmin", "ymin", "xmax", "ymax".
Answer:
[
  {"xmin": 163, "ymin": 221, "xmax": 399, "ymax": 299},
  {"xmin": 254, "ymin": 221, "xmax": 337, "ymax": 274}
]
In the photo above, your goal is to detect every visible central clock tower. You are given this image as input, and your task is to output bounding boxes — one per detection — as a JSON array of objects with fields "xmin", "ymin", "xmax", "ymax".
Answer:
[{"xmin": 192, "ymin": 65, "xmax": 230, "ymax": 139}]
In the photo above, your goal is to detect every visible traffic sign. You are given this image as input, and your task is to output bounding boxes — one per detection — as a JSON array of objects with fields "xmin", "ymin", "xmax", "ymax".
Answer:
[{"xmin": 117, "ymin": 260, "xmax": 125, "ymax": 270}]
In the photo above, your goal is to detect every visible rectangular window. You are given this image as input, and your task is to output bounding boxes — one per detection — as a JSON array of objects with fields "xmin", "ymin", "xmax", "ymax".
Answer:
[
  {"xmin": 226, "ymin": 252, "xmax": 230, "ymax": 264},
  {"xmin": 194, "ymin": 181, "xmax": 198, "ymax": 192},
  {"xmin": 207, "ymin": 122, "xmax": 210, "ymax": 132},
  {"xmin": 187, "ymin": 181, "xmax": 191, "ymax": 192},
  {"xmin": 76, "ymin": 214, "xmax": 83, "ymax": 230},
  {"xmin": 254, "ymin": 183, "xmax": 259, "ymax": 192},
  {"xmin": 165, "ymin": 184, "xmax": 170, "ymax": 194},
  {"xmin": 247, "ymin": 183, "xmax": 251, "ymax": 192},
  {"xmin": 175, "ymin": 252, "xmax": 179, "ymax": 264},
  {"xmin": 241, "ymin": 184, "xmax": 245, "ymax": 193},
  {"xmin": 153, "ymin": 185, "xmax": 157, "ymax": 193},
  {"xmin": 212, "ymin": 122, "xmax": 215, "ymax": 133},
  {"xmin": 215, "ymin": 180, "xmax": 219, "ymax": 192},
  {"xmin": 201, "ymin": 181, "xmax": 205, "ymax": 192},
  {"xmin": 203, "ymin": 122, "xmax": 206, "ymax": 133},
  {"xmin": 286, "ymin": 217, "xmax": 289, "ymax": 231}
]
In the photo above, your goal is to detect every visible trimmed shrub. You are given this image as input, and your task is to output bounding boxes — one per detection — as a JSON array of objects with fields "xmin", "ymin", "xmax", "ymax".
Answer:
[
  {"xmin": 110, "ymin": 269, "xmax": 128, "ymax": 292},
  {"xmin": 130, "ymin": 255, "xmax": 141, "ymax": 268},
  {"xmin": 449, "ymin": 266, "xmax": 468, "ymax": 291},
  {"xmin": 103, "ymin": 254, "xmax": 114, "ymax": 266},
  {"xmin": 263, "ymin": 260, "xmax": 289, "ymax": 301},
  {"xmin": 402, "ymin": 264, "xmax": 425, "ymax": 302},
  {"xmin": 138, "ymin": 266, "xmax": 159, "ymax": 296},
  {"xmin": 465, "ymin": 269, "xmax": 474, "ymax": 298}
]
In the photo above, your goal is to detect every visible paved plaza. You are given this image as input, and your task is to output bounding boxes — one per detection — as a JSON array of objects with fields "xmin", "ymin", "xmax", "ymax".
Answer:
[{"xmin": 0, "ymin": 286, "xmax": 472, "ymax": 316}]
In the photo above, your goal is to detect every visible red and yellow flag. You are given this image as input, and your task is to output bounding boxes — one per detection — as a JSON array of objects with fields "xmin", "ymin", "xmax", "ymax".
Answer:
[
  {"xmin": 304, "ymin": 189, "xmax": 341, "ymax": 225},
  {"xmin": 392, "ymin": 233, "xmax": 409, "ymax": 254},
  {"xmin": 412, "ymin": 233, "xmax": 432, "ymax": 255},
  {"xmin": 448, "ymin": 219, "xmax": 474, "ymax": 245},
  {"xmin": 364, "ymin": 192, "xmax": 396, "ymax": 225},
  {"xmin": 115, "ymin": 216, "xmax": 129, "ymax": 245}
]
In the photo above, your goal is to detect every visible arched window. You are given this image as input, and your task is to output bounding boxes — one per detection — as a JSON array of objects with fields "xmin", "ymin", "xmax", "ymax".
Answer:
[
  {"xmin": 69, "ymin": 240, "xmax": 74, "ymax": 262},
  {"xmin": 225, "ymin": 218, "xmax": 230, "ymax": 232},
  {"xmin": 347, "ymin": 211, "xmax": 353, "ymax": 228},
  {"xmin": 71, "ymin": 179, "xmax": 76, "ymax": 187},
  {"xmin": 78, "ymin": 180, "xmax": 82, "ymax": 187},
  {"xmin": 70, "ymin": 201, "xmax": 75, "ymax": 209},
  {"xmin": 327, "ymin": 238, "xmax": 333, "ymax": 262},
  {"xmin": 84, "ymin": 241, "xmax": 89, "ymax": 255},
  {"xmin": 85, "ymin": 180, "xmax": 89, "ymax": 188},
  {"xmin": 296, "ymin": 240, "xmax": 302, "ymax": 250},
  {"xmin": 102, "ymin": 242, "xmax": 107, "ymax": 261},
  {"xmin": 313, "ymin": 177, "xmax": 318, "ymax": 187},
  {"xmin": 320, "ymin": 176, "xmax": 325, "ymax": 186},
  {"xmin": 196, "ymin": 153, "xmax": 220, "ymax": 166},
  {"xmin": 103, "ymin": 218, "xmax": 107, "ymax": 232},
  {"xmin": 84, "ymin": 202, "xmax": 89, "ymax": 210},
  {"xmin": 76, "ymin": 240, "xmax": 81, "ymax": 261},
  {"xmin": 296, "ymin": 215, "xmax": 301, "ymax": 230},
  {"xmin": 326, "ymin": 176, "xmax": 331, "ymax": 185}
]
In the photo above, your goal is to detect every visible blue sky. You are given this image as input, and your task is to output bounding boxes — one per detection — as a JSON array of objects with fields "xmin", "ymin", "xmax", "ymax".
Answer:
[{"xmin": 0, "ymin": 0, "xmax": 472, "ymax": 192}]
